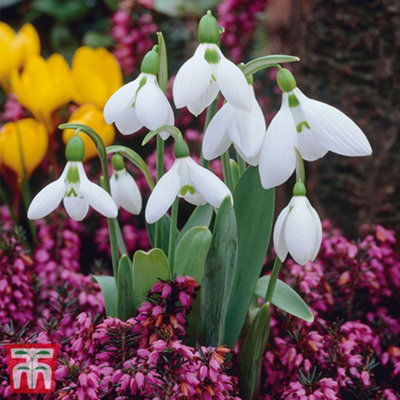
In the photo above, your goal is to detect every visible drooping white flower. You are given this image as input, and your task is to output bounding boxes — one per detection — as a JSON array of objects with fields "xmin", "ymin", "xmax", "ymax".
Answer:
[
  {"xmin": 273, "ymin": 193, "xmax": 322, "ymax": 266},
  {"xmin": 173, "ymin": 43, "xmax": 252, "ymax": 117},
  {"xmin": 202, "ymin": 85, "xmax": 266, "ymax": 165},
  {"xmin": 258, "ymin": 69, "xmax": 372, "ymax": 189},
  {"xmin": 28, "ymin": 161, "xmax": 118, "ymax": 221},
  {"xmin": 104, "ymin": 47, "xmax": 174, "ymax": 139},
  {"xmin": 110, "ymin": 154, "xmax": 142, "ymax": 215},
  {"xmin": 145, "ymin": 140, "xmax": 232, "ymax": 224}
]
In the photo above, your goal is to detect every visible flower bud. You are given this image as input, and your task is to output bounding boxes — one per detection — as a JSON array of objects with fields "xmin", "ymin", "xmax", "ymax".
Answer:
[
  {"xmin": 140, "ymin": 46, "xmax": 160, "ymax": 75},
  {"xmin": 174, "ymin": 138, "xmax": 190, "ymax": 158},
  {"xmin": 198, "ymin": 10, "xmax": 220, "ymax": 44},
  {"xmin": 276, "ymin": 68, "xmax": 297, "ymax": 93},
  {"xmin": 65, "ymin": 136, "xmax": 85, "ymax": 162},
  {"xmin": 111, "ymin": 153, "xmax": 125, "ymax": 171}
]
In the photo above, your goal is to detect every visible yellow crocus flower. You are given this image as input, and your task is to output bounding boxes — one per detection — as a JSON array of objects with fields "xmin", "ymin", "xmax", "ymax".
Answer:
[
  {"xmin": 0, "ymin": 118, "xmax": 48, "ymax": 179},
  {"xmin": 0, "ymin": 22, "xmax": 40, "ymax": 92},
  {"xmin": 63, "ymin": 104, "xmax": 115, "ymax": 161},
  {"xmin": 71, "ymin": 46, "xmax": 123, "ymax": 109},
  {"xmin": 11, "ymin": 54, "xmax": 73, "ymax": 133}
]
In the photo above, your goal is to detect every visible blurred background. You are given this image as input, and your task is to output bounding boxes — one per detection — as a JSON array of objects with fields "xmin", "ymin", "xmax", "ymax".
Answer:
[{"xmin": 0, "ymin": 0, "xmax": 399, "ymax": 236}]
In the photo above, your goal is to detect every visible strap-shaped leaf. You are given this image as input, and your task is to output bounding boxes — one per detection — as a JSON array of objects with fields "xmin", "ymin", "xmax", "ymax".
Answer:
[
  {"xmin": 117, "ymin": 255, "xmax": 135, "ymax": 321},
  {"xmin": 225, "ymin": 167, "xmax": 274, "ymax": 347},
  {"xmin": 239, "ymin": 303, "xmax": 270, "ymax": 400},
  {"xmin": 174, "ymin": 226, "xmax": 212, "ymax": 282},
  {"xmin": 147, "ymin": 215, "xmax": 174, "ymax": 255},
  {"xmin": 177, "ymin": 204, "xmax": 213, "ymax": 243},
  {"xmin": 92, "ymin": 275, "xmax": 117, "ymax": 317},
  {"xmin": 255, "ymin": 276, "xmax": 314, "ymax": 322},
  {"xmin": 201, "ymin": 196, "xmax": 238, "ymax": 346},
  {"xmin": 132, "ymin": 248, "xmax": 171, "ymax": 310}
]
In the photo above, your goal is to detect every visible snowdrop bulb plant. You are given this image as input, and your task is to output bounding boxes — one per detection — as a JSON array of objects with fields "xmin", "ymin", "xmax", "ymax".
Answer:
[
  {"xmin": 110, "ymin": 154, "xmax": 142, "ymax": 215},
  {"xmin": 145, "ymin": 138, "xmax": 232, "ymax": 224},
  {"xmin": 28, "ymin": 136, "xmax": 118, "ymax": 221},
  {"xmin": 258, "ymin": 68, "xmax": 372, "ymax": 189},
  {"xmin": 104, "ymin": 46, "xmax": 174, "ymax": 138},
  {"xmin": 173, "ymin": 10, "xmax": 252, "ymax": 116},
  {"xmin": 273, "ymin": 181, "xmax": 322, "ymax": 265}
]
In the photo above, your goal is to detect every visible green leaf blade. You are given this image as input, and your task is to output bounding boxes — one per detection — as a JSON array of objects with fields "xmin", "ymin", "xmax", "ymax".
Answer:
[
  {"xmin": 243, "ymin": 55, "xmax": 300, "ymax": 76},
  {"xmin": 116, "ymin": 255, "xmax": 135, "ymax": 321},
  {"xmin": 92, "ymin": 275, "xmax": 117, "ymax": 318}
]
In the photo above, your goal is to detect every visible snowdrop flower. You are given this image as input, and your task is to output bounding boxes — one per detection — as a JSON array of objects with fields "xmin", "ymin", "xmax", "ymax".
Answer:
[
  {"xmin": 145, "ymin": 138, "xmax": 232, "ymax": 224},
  {"xmin": 259, "ymin": 68, "xmax": 372, "ymax": 189},
  {"xmin": 104, "ymin": 46, "xmax": 173, "ymax": 139},
  {"xmin": 173, "ymin": 10, "xmax": 252, "ymax": 116},
  {"xmin": 110, "ymin": 154, "xmax": 142, "ymax": 215},
  {"xmin": 202, "ymin": 82, "xmax": 266, "ymax": 165},
  {"xmin": 28, "ymin": 137, "xmax": 117, "ymax": 221},
  {"xmin": 273, "ymin": 182, "xmax": 322, "ymax": 266}
]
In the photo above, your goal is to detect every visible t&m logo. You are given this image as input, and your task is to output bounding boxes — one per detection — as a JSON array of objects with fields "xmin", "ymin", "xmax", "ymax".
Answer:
[{"xmin": 4, "ymin": 343, "xmax": 59, "ymax": 394}]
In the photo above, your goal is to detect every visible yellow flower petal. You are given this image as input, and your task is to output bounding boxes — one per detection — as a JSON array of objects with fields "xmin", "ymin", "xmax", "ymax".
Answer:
[
  {"xmin": 63, "ymin": 104, "xmax": 115, "ymax": 161},
  {"xmin": 0, "ymin": 118, "xmax": 48, "ymax": 179},
  {"xmin": 72, "ymin": 46, "xmax": 122, "ymax": 109},
  {"xmin": 11, "ymin": 54, "xmax": 73, "ymax": 131},
  {"xmin": 0, "ymin": 22, "xmax": 40, "ymax": 92}
]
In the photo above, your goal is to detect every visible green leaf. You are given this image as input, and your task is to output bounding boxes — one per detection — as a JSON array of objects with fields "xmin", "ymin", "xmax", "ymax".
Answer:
[
  {"xmin": 34, "ymin": 350, "xmax": 50, "ymax": 355},
  {"xmin": 201, "ymin": 197, "xmax": 238, "ymax": 346},
  {"xmin": 17, "ymin": 366, "xmax": 30, "ymax": 370},
  {"xmin": 147, "ymin": 215, "xmax": 173, "ymax": 255},
  {"xmin": 33, "ymin": 0, "xmax": 90, "ymax": 21},
  {"xmin": 35, "ymin": 366, "xmax": 48, "ymax": 370},
  {"xmin": 177, "ymin": 204, "xmax": 213, "ymax": 243},
  {"xmin": 116, "ymin": 255, "xmax": 135, "ymax": 321},
  {"xmin": 83, "ymin": 31, "xmax": 115, "ymax": 48},
  {"xmin": 153, "ymin": 0, "xmax": 218, "ymax": 17},
  {"xmin": 132, "ymin": 249, "xmax": 171, "ymax": 310},
  {"xmin": 242, "ymin": 55, "xmax": 300, "ymax": 76},
  {"xmin": 106, "ymin": 145, "xmax": 155, "ymax": 190},
  {"xmin": 142, "ymin": 125, "xmax": 181, "ymax": 145},
  {"xmin": 225, "ymin": 167, "xmax": 274, "ymax": 348},
  {"xmin": 92, "ymin": 275, "xmax": 117, "ymax": 317},
  {"xmin": 239, "ymin": 303, "xmax": 270, "ymax": 400},
  {"xmin": 185, "ymin": 292, "xmax": 201, "ymax": 346},
  {"xmin": 255, "ymin": 276, "xmax": 314, "ymax": 322},
  {"xmin": 174, "ymin": 226, "xmax": 212, "ymax": 282},
  {"xmin": 15, "ymin": 350, "xmax": 28, "ymax": 355}
]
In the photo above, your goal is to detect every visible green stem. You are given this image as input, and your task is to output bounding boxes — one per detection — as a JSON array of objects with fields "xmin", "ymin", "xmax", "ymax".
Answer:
[
  {"xmin": 168, "ymin": 197, "xmax": 179, "ymax": 271},
  {"xmin": 237, "ymin": 153, "xmax": 247, "ymax": 177},
  {"xmin": 294, "ymin": 148, "xmax": 305, "ymax": 183},
  {"xmin": 201, "ymin": 95, "xmax": 220, "ymax": 168},
  {"xmin": 155, "ymin": 135, "xmax": 165, "ymax": 248},
  {"xmin": 265, "ymin": 257, "xmax": 282, "ymax": 303},
  {"xmin": 221, "ymin": 151, "xmax": 234, "ymax": 192}
]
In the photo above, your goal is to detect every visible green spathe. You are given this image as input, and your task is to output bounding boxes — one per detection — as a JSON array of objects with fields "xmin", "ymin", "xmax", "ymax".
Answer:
[
  {"xmin": 141, "ymin": 46, "xmax": 160, "ymax": 75},
  {"xmin": 293, "ymin": 181, "xmax": 306, "ymax": 196},
  {"xmin": 198, "ymin": 10, "xmax": 220, "ymax": 44},
  {"xmin": 111, "ymin": 153, "xmax": 125, "ymax": 171},
  {"xmin": 65, "ymin": 136, "xmax": 85, "ymax": 162},
  {"xmin": 174, "ymin": 138, "xmax": 190, "ymax": 158}
]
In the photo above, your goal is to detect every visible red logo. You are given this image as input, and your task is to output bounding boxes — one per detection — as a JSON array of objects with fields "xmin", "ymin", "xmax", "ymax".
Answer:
[{"xmin": 5, "ymin": 343, "xmax": 59, "ymax": 394}]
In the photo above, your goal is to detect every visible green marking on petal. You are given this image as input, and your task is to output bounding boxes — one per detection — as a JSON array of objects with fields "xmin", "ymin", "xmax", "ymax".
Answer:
[
  {"xmin": 204, "ymin": 48, "xmax": 220, "ymax": 64},
  {"xmin": 66, "ymin": 187, "xmax": 78, "ymax": 197},
  {"xmin": 296, "ymin": 121, "xmax": 310, "ymax": 133},
  {"xmin": 132, "ymin": 76, "xmax": 147, "ymax": 107},
  {"xmin": 288, "ymin": 94, "xmax": 300, "ymax": 108},
  {"xmin": 67, "ymin": 165, "xmax": 80, "ymax": 184},
  {"xmin": 180, "ymin": 185, "xmax": 195, "ymax": 196},
  {"xmin": 211, "ymin": 74, "xmax": 217, "ymax": 82}
]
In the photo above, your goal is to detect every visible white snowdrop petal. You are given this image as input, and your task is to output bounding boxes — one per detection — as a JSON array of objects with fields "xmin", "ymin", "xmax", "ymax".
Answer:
[
  {"xmin": 159, "ymin": 105, "xmax": 175, "ymax": 140},
  {"xmin": 104, "ymin": 79, "xmax": 139, "ymax": 124},
  {"xmin": 295, "ymin": 89, "xmax": 372, "ymax": 157},
  {"xmin": 187, "ymin": 158, "xmax": 232, "ymax": 208},
  {"xmin": 230, "ymin": 96, "xmax": 266, "ymax": 159},
  {"xmin": 273, "ymin": 203, "xmax": 290, "ymax": 262},
  {"xmin": 258, "ymin": 97, "xmax": 297, "ymax": 189},
  {"xmin": 296, "ymin": 128, "xmax": 328, "ymax": 161},
  {"xmin": 202, "ymin": 103, "xmax": 233, "ymax": 160},
  {"xmin": 136, "ymin": 78, "xmax": 170, "ymax": 131},
  {"xmin": 309, "ymin": 202, "xmax": 322, "ymax": 261},
  {"xmin": 217, "ymin": 53, "xmax": 252, "ymax": 111},
  {"xmin": 182, "ymin": 192, "xmax": 207, "ymax": 206},
  {"xmin": 145, "ymin": 162, "xmax": 181, "ymax": 224},
  {"xmin": 284, "ymin": 197, "xmax": 318, "ymax": 265},
  {"xmin": 110, "ymin": 174, "xmax": 120, "ymax": 206},
  {"xmin": 27, "ymin": 178, "xmax": 65, "ymax": 219},
  {"xmin": 173, "ymin": 44, "xmax": 212, "ymax": 109},
  {"xmin": 63, "ymin": 195, "xmax": 89, "ymax": 221},
  {"xmin": 235, "ymin": 145, "xmax": 260, "ymax": 166},
  {"xmin": 115, "ymin": 171, "xmax": 142, "ymax": 215},
  {"xmin": 115, "ymin": 105, "xmax": 143, "ymax": 135},
  {"xmin": 187, "ymin": 81, "xmax": 219, "ymax": 116}
]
